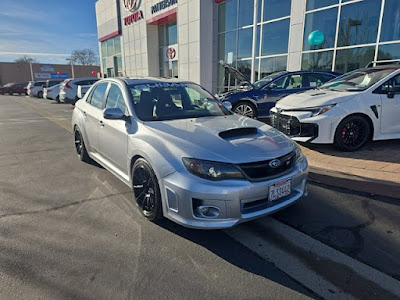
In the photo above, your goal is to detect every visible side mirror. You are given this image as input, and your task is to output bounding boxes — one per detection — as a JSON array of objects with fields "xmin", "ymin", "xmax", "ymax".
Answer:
[
  {"xmin": 222, "ymin": 101, "xmax": 232, "ymax": 111},
  {"xmin": 387, "ymin": 85, "xmax": 400, "ymax": 99},
  {"xmin": 103, "ymin": 108, "xmax": 125, "ymax": 120}
]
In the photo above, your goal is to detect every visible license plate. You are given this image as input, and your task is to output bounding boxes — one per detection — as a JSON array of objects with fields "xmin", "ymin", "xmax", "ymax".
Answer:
[{"xmin": 269, "ymin": 180, "xmax": 291, "ymax": 201}]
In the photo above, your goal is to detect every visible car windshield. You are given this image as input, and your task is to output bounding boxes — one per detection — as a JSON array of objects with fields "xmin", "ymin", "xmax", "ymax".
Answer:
[
  {"xmin": 320, "ymin": 68, "xmax": 398, "ymax": 92},
  {"xmin": 130, "ymin": 83, "xmax": 231, "ymax": 121},
  {"xmin": 253, "ymin": 71, "xmax": 286, "ymax": 89}
]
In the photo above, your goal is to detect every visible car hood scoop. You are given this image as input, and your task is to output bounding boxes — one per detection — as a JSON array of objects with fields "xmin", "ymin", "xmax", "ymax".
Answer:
[
  {"xmin": 219, "ymin": 127, "xmax": 258, "ymax": 140},
  {"xmin": 144, "ymin": 115, "xmax": 294, "ymax": 163}
]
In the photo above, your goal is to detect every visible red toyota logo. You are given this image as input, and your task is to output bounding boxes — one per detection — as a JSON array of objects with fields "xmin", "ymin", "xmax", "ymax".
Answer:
[{"xmin": 166, "ymin": 47, "xmax": 176, "ymax": 60}]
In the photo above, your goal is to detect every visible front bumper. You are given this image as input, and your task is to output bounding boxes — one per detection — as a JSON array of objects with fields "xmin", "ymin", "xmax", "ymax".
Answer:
[
  {"xmin": 270, "ymin": 109, "xmax": 342, "ymax": 144},
  {"xmin": 159, "ymin": 156, "xmax": 308, "ymax": 229}
]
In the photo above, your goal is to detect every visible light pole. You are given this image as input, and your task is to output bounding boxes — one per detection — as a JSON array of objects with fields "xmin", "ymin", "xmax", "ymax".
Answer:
[
  {"xmin": 28, "ymin": 58, "xmax": 34, "ymax": 81},
  {"xmin": 66, "ymin": 58, "xmax": 75, "ymax": 78}
]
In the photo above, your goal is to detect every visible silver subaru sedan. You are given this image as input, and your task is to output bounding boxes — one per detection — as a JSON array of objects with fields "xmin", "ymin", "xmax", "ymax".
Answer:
[{"xmin": 72, "ymin": 78, "xmax": 308, "ymax": 229}]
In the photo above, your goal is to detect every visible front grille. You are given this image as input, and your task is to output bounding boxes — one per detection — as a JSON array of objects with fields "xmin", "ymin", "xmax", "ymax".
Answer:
[
  {"xmin": 238, "ymin": 151, "xmax": 295, "ymax": 181},
  {"xmin": 270, "ymin": 112, "xmax": 300, "ymax": 136}
]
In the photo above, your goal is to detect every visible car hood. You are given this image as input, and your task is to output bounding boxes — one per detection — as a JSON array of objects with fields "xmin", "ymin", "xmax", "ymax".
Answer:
[
  {"xmin": 144, "ymin": 114, "xmax": 294, "ymax": 164},
  {"xmin": 276, "ymin": 89, "xmax": 358, "ymax": 109}
]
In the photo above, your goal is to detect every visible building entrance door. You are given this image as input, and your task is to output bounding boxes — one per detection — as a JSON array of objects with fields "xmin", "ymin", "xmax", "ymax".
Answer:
[{"xmin": 159, "ymin": 21, "xmax": 178, "ymax": 78}]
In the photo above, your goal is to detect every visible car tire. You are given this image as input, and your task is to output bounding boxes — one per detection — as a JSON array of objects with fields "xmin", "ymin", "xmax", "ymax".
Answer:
[
  {"xmin": 55, "ymin": 95, "xmax": 60, "ymax": 103},
  {"xmin": 334, "ymin": 115, "xmax": 371, "ymax": 151},
  {"xmin": 38, "ymin": 91, "xmax": 43, "ymax": 98},
  {"xmin": 233, "ymin": 101, "xmax": 256, "ymax": 118},
  {"xmin": 132, "ymin": 158, "xmax": 163, "ymax": 221},
  {"xmin": 74, "ymin": 127, "xmax": 90, "ymax": 162}
]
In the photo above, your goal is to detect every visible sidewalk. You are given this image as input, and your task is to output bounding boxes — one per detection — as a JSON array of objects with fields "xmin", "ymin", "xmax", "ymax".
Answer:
[{"xmin": 301, "ymin": 140, "xmax": 400, "ymax": 198}]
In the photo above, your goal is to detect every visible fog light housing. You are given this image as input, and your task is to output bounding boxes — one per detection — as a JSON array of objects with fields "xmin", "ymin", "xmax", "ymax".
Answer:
[{"xmin": 195, "ymin": 205, "xmax": 220, "ymax": 218}]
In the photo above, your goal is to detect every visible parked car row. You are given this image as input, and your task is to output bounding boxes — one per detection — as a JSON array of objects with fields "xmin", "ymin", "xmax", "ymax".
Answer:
[
  {"xmin": 217, "ymin": 61, "xmax": 400, "ymax": 152},
  {"xmin": 26, "ymin": 78, "xmax": 99, "ymax": 104}
]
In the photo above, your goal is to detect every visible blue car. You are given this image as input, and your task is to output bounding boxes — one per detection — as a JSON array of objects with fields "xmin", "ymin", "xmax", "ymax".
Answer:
[{"xmin": 218, "ymin": 63, "xmax": 340, "ymax": 119}]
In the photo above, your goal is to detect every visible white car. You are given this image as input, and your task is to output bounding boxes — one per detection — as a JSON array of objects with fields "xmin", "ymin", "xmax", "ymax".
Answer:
[
  {"xmin": 27, "ymin": 81, "xmax": 46, "ymax": 98},
  {"xmin": 43, "ymin": 84, "xmax": 60, "ymax": 101},
  {"xmin": 270, "ymin": 65, "xmax": 400, "ymax": 151},
  {"xmin": 59, "ymin": 78, "xmax": 99, "ymax": 104}
]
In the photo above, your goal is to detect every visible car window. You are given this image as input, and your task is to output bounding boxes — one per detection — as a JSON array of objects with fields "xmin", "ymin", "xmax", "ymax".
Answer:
[
  {"xmin": 379, "ymin": 74, "xmax": 400, "ymax": 93},
  {"xmin": 34, "ymin": 82, "xmax": 45, "ymax": 87},
  {"xmin": 286, "ymin": 74, "xmax": 303, "ymax": 89},
  {"xmin": 131, "ymin": 83, "xmax": 230, "ymax": 121},
  {"xmin": 305, "ymin": 74, "xmax": 334, "ymax": 88},
  {"xmin": 105, "ymin": 84, "xmax": 126, "ymax": 113},
  {"xmin": 272, "ymin": 76, "xmax": 288, "ymax": 89},
  {"xmin": 89, "ymin": 82, "xmax": 108, "ymax": 109}
]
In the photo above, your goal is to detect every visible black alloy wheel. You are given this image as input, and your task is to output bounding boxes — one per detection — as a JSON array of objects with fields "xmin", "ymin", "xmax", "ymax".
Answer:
[
  {"xmin": 132, "ymin": 158, "xmax": 162, "ymax": 221},
  {"xmin": 74, "ymin": 127, "xmax": 90, "ymax": 162},
  {"xmin": 233, "ymin": 101, "xmax": 256, "ymax": 118},
  {"xmin": 56, "ymin": 95, "xmax": 60, "ymax": 103},
  {"xmin": 334, "ymin": 115, "xmax": 371, "ymax": 151},
  {"xmin": 38, "ymin": 91, "xmax": 43, "ymax": 98}
]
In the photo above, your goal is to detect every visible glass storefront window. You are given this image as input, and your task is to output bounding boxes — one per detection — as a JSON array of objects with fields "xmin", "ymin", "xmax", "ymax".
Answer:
[
  {"xmin": 260, "ymin": 56, "xmax": 287, "ymax": 78},
  {"xmin": 238, "ymin": 0, "xmax": 254, "ymax": 27},
  {"xmin": 107, "ymin": 39, "xmax": 115, "ymax": 57},
  {"xmin": 237, "ymin": 60, "xmax": 252, "ymax": 82},
  {"xmin": 158, "ymin": 26, "xmax": 165, "ymax": 47},
  {"xmin": 114, "ymin": 36, "xmax": 121, "ymax": 55},
  {"xmin": 261, "ymin": 19, "xmax": 290, "ymax": 56},
  {"xmin": 101, "ymin": 42, "xmax": 107, "ymax": 58},
  {"xmin": 263, "ymin": 0, "xmax": 291, "ymax": 21},
  {"xmin": 303, "ymin": 7, "xmax": 337, "ymax": 51},
  {"xmin": 378, "ymin": 43, "xmax": 400, "ymax": 61},
  {"xmin": 167, "ymin": 23, "xmax": 177, "ymax": 45},
  {"xmin": 218, "ymin": 0, "xmax": 238, "ymax": 32},
  {"xmin": 335, "ymin": 46, "xmax": 375, "ymax": 74},
  {"xmin": 302, "ymin": 51, "xmax": 333, "ymax": 71},
  {"xmin": 306, "ymin": 0, "xmax": 338, "ymax": 11},
  {"xmin": 337, "ymin": 0, "xmax": 381, "ymax": 47},
  {"xmin": 238, "ymin": 28, "xmax": 253, "ymax": 59},
  {"xmin": 380, "ymin": 0, "xmax": 400, "ymax": 42},
  {"xmin": 218, "ymin": 31, "xmax": 237, "ymax": 62}
]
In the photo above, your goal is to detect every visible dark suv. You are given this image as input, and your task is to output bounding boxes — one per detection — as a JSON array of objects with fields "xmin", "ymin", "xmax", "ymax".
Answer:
[
  {"xmin": 0, "ymin": 83, "xmax": 27, "ymax": 95},
  {"xmin": 218, "ymin": 62, "xmax": 340, "ymax": 120}
]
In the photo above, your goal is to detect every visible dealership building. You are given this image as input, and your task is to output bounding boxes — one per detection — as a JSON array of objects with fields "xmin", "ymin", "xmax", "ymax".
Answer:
[{"xmin": 95, "ymin": 0, "xmax": 400, "ymax": 93}]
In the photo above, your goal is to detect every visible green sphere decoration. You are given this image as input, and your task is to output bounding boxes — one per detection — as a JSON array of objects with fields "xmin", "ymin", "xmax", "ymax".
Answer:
[{"xmin": 308, "ymin": 30, "xmax": 325, "ymax": 46}]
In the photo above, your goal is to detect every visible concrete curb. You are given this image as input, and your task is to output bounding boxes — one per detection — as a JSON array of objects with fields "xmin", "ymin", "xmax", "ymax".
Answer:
[
  {"xmin": 309, "ymin": 166, "xmax": 400, "ymax": 199},
  {"xmin": 226, "ymin": 217, "xmax": 400, "ymax": 300}
]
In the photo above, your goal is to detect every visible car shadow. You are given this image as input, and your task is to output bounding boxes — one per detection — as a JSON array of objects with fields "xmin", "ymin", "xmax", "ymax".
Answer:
[{"xmin": 152, "ymin": 218, "xmax": 316, "ymax": 297}]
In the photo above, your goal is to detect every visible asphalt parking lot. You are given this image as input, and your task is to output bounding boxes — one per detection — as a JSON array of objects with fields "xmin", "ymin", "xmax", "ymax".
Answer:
[{"xmin": 1, "ymin": 95, "xmax": 399, "ymax": 299}]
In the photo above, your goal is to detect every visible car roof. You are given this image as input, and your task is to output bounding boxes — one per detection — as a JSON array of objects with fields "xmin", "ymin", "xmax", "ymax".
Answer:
[{"xmin": 110, "ymin": 77, "xmax": 194, "ymax": 86}]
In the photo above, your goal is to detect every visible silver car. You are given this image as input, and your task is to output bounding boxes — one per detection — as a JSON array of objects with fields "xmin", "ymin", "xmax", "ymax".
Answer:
[{"xmin": 72, "ymin": 78, "xmax": 308, "ymax": 229}]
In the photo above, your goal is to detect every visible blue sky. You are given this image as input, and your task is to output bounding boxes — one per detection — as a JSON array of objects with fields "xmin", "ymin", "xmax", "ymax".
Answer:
[{"xmin": 0, "ymin": 0, "xmax": 99, "ymax": 64}]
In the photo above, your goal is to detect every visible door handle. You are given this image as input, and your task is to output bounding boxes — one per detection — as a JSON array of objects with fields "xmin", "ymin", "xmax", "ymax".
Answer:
[
  {"xmin": 83, "ymin": 111, "xmax": 87, "ymax": 117},
  {"xmin": 99, "ymin": 120, "xmax": 104, "ymax": 127}
]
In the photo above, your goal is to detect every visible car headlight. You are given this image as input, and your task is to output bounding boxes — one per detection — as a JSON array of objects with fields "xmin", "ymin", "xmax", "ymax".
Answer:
[
  {"xmin": 309, "ymin": 104, "xmax": 336, "ymax": 117},
  {"xmin": 183, "ymin": 158, "xmax": 244, "ymax": 180},
  {"xmin": 293, "ymin": 142, "xmax": 304, "ymax": 163}
]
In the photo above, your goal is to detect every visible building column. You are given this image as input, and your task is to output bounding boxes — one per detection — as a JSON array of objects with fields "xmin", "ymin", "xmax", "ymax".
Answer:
[{"xmin": 287, "ymin": 0, "xmax": 305, "ymax": 71}]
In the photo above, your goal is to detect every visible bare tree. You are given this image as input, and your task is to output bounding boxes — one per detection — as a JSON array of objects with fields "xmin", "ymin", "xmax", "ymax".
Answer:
[
  {"xmin": 14, "ymin": 55, "xmax": 39, "ymax": 64},
  {"xmin": 70, "ymin": 49, "xmax": 97, "ymax": 65}
]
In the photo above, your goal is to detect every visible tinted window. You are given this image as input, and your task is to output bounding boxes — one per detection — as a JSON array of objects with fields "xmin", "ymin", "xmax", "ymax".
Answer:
[
  {"xmin": 260, "ymin": 56, "xmax": 287, "ymax": 78},
  {"xmin": 238, "ymin": 28, "xmax": 253, "ymax": 59},
  {"xmin": 306, "ymin": 0, "xmax": 338, "ymax": 11},
  {"xmin": 380, "ymin": 0, "xmax": 400, "ymax": 42},
  {"xmin": 377, "ymin": 74, "xmax": 400, "ymax": 94},
  {"xmin": 337, "ymin": 0, "xmax": 381, "ymax": 47},
  {"xmin": 262, "ymin": 19, "xmax": 290, "ymax": 55},
  {"xmin": 90, "ymin": 82, "xmax": 108, "ymax": 109},
  {"xmin": 335, "ymin": 46, "xmax": 375, "ymax": 74},
  {"xmin": 263, "ymin": 0, "xmax": 291, "ymax": 21},
  {"xmin": 305, "ymin": 73, "xmax": 334, "ymax": 88},
  {"xmin": 302, "ymin": 51, "xmax": 334, "ymax": 72},
  {"xmin": 238, "ymin": 0, "xmax": 254, "ymax": 27},
  {"xmin": 106, "ymin": 84, "xmax": 126, "ymax": 113},
  {"xmin": 34, "ymin": 82, "xmax": 45, "ymax": 86},
  {"xmin": 303, "ymin": 7, "xmax": 338, "ymax": 51},
  {"xmin": 218, "ymin": 0, "xmax": 238, "ymax": 32},
  {"xmin": 377, "ymin": 43, "xmax": 400, "ymax": 61}
]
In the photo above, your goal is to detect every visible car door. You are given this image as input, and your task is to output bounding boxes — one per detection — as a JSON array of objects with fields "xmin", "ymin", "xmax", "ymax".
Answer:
[
  {"xmin": 84, "ymin": 82, "xmax": 109, "ymax": 154},
  {"xmin": 99, "ymin": 83, "xmax": 129, "ymax": 174},
  {"xmin": 379, "ymin": 74, "xmax": 400, "ymax": 135}
]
